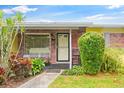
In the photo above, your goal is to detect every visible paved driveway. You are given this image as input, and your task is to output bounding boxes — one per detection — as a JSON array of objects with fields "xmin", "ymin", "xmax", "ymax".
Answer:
[{"xmin": 18, "ymin": 69, "xmax": 62, "ymax": 88}]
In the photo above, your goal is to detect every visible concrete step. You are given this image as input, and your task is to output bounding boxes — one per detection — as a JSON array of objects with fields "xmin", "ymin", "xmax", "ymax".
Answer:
[
  {"xmin": 45, "ymin": 64, "xmax": 69, "ymax": 69},
  {"xmin": 45, "ymin": 69, "xmax": 61, "ymax": 73}
]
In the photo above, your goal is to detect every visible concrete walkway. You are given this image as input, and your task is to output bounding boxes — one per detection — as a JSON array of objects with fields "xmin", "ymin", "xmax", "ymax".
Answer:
[{"xmin": 18, "ymin": 70, "xmax": 62, "ymax": 88}]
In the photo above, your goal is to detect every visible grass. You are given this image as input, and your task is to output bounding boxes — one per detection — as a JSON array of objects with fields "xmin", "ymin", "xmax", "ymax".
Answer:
[
  {"xmin": 49, "ymin": 73, "xmax": 124, "ymax": 88},
  {"xmin": 49, "ymin": 48, "xmax": 124, "ymax": 88}
]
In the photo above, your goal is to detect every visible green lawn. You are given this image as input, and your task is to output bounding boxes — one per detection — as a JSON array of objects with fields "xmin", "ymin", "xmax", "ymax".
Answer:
[
  {"xmin": 49, "ymin": 73, "xmax": 124, "ymax": 88},
  {"xmin": 49, "ymin": 48, "xmax": 124, "ymax": 88}
]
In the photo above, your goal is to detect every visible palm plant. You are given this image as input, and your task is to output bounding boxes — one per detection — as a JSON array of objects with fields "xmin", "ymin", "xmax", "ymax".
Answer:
[{"xmin": 0, "ymin": 10, "xmax": 25, "ymax": 82}]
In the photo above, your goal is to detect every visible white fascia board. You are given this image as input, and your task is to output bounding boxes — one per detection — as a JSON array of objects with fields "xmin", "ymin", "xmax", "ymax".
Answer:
[
  {"xmin": 88, "ymin": 23, "xmax": 124, "ymax": 28},
  {"xmin": 24, "ymin": 22, "xmax": 124, "ymax": 28},
  {"xmin": 24, "ymin": 22, "xmax": 93, "ymax": 28},
  {"xmin": 4, "ymin": 21, "xmax": 124, "ymax": 28},
  {"xmin": 25, "ymin": 27, "xmax": 80, "ymax": 30}
]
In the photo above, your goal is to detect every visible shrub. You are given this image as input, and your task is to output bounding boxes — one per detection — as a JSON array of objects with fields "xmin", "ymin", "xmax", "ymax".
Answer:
[
  {"xmin": 43, "ymin": 57, "xmax": 50, "ymax": 66},
  {"xmin": 31, "ymin": 58, "xmax": 45, "ymax": 75},
  {"xmin": 101, "ymin": 48, "xmax": 121, "ymax": 73},
  {"xmin": 0, "ymin": 67, "xmax": 5, "ymax": 85},
  {"xmin": 0, "ymin": 67, "xmax": 5, "ymax": 76},
  {"xmin": 118, "ymin": 67, "xmax": 124, "ymax": 74},
  {"xmin": 62, "ymin": 65, "xmax": 84, "ymax": 75},
  {"xmin": 9, "ymin": 53, "xmax": 32, "ymax": 78},
  {"xmin": 10, "ymin": 59, "xmax": 32, "ymax": 78},
  {"xmin": 78, "ymin": 32, "xmax": 105, "ymax": 74},
  {"xmin": 0, "ymin": 76, "xmax": 5, "ymax": 85}
]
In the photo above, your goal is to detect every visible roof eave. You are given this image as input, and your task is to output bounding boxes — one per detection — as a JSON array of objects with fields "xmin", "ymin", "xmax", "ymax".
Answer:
[{"xmin": 24, "ymin": 22, "xmax": 93, "ymax": 28}]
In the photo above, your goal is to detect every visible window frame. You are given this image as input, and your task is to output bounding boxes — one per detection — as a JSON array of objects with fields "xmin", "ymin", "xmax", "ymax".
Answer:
[{"xmin": 24, "ymin": 33, "xmax": 51, "ymax": 57}]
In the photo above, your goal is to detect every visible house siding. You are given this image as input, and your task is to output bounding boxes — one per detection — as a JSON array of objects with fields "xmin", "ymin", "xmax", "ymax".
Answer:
[
  {"xmin": 86, "ymin": 28, "xmax": 124, "ymax": 33},
  {"xmin": 12, "ymin": 27, "xmax": 124, "ymax": 66},
  {"xmin": 110, "ymin": 33, "xmax": 124, "ymax": 47},
  {"xmin": 18, "ymin": 33, "xmax": 25, "ymax": 57},
  {"xmin": 86, "ymin": 27, "xmax": 102, "ymax": 33},
  {"xmin": 86, "ymin": 28, "xmax": 124, "ymax": 48},
  {"xmin": 17, "ymin": 28, "xmax": 86, "ymax": 65},
  {"xmin": 11, "ymin": 35, "xmax": 19, "ymax": 52},
  {"xmin": 19, "ymin": 29, "xmax": 72, "ymax": 64}
]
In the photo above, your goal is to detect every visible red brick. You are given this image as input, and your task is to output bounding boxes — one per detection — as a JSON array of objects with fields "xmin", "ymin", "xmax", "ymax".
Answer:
[{"xmin": 110, "ymin": 33, "xmax": 124, "ymax": 47}]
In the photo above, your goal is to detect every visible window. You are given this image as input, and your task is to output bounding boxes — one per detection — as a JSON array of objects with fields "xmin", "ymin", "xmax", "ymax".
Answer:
[{"xmin": 25, "ymin": 34, "xmax": 50, "ymax": 55}]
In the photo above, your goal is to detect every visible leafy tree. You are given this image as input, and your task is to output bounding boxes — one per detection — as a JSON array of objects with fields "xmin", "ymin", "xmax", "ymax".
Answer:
[{"xmin": 0, "ymin": 10, "xmax": 25, "ymax": 81}]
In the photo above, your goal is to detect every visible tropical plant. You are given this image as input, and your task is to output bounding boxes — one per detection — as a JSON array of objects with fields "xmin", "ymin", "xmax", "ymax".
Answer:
[
  {"xmin": 0, "ymin": 67, "xmax": 5, "ymax": 84},
  {"xmin": 0, "ymin": 10, "xmax": 25, "ymax": 81},
  {"xmin": 78, "ymin": 32, "xmax": 105, "ymax": 74},
  {"xmin": 31, "ymin": 58, "xmax": 45, "ymax": 75},
  {"xmin": 0, "ymin": 67, "xmax": 5, "ymax": 75},
  {"xmin": 9, "ymin": 52, "xmax": 31, "ymax": 78}
]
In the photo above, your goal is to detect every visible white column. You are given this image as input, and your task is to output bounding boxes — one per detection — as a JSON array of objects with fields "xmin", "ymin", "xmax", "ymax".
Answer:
[
  {"xmin": 69, "ymin": 28, "xmax": 72, "ymax": 69},
  {"xmin": 104, "ymin": 32, "xmax": 110, "ymax": 47}
]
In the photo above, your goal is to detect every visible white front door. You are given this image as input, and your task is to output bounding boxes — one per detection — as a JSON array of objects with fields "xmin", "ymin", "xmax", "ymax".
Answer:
[{"xmin": 57, "ymin": 33, "xmax": 69, "ymax": 62}]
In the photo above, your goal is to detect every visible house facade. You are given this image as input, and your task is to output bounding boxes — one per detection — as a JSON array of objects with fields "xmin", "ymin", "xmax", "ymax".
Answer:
[{"xmin": 12, "ymin": 22, "xmax": 124, "ymax": 69}]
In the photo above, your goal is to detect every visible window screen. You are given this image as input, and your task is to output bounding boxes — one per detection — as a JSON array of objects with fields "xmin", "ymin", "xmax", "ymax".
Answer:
[{"xmin": 25, "ymin": 35, "xmax": 50, "ymax": 55}]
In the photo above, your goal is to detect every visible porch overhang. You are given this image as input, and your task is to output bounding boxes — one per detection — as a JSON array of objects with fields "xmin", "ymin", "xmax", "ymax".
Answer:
[
  {"xmin": 23, "ymin": 22, "xmax": 92, "ymax": 30},
  {"xmin": 22, "ymin": 22, "xmax": 124, "ymax": 29}
]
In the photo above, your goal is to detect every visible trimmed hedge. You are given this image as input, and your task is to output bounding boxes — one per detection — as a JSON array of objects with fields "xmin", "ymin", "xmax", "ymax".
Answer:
[{"xmin": 78, "ymin": 32, "xmax": 105, "ymax": 74}]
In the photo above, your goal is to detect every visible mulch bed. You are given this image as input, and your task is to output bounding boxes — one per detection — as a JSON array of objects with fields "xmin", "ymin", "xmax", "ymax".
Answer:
[
  {"xmin": 0, "ymin": 76, "xmax": 34, "ymax": 88},
  {"xmin": 0, "ymin": 72, "xmax": 44, "ymax": 88}
]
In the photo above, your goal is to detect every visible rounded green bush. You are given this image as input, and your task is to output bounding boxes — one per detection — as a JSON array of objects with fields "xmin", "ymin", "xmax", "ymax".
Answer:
[{"xmin": 78, "ymin": 32, "xmax": 105, "ymax": 74}]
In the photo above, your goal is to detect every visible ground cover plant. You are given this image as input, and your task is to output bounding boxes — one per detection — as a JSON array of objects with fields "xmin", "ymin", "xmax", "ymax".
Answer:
[
  {"xmin": 31, "ymin": 58, "xmax": 45, "ymax": 75},
  {"xmin": 62, "ymin": 65, "xmax": 84, "ymax": 75}
]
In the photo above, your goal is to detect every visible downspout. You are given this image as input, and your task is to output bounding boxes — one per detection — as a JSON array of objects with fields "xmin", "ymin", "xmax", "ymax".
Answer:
[{"xmin": 69, "ymin": 28, "xmax": 72, "ymax": 69}]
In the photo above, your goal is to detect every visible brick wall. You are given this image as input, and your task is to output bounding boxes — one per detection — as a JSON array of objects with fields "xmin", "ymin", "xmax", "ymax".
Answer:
[
  {"xmin": 110, "ymin": 33, "xmax": 124, "ymax": 47},
  {"xmin": 72, "ymin": 28, "xmax": 86, "ymax": 65},
  {"xmin": 18, "ymin": 28, "xmax": 86, "ymax": 65},
  {"xmin": 19, "ymin": 29, "xmax": 69, "ymax": 64}
]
